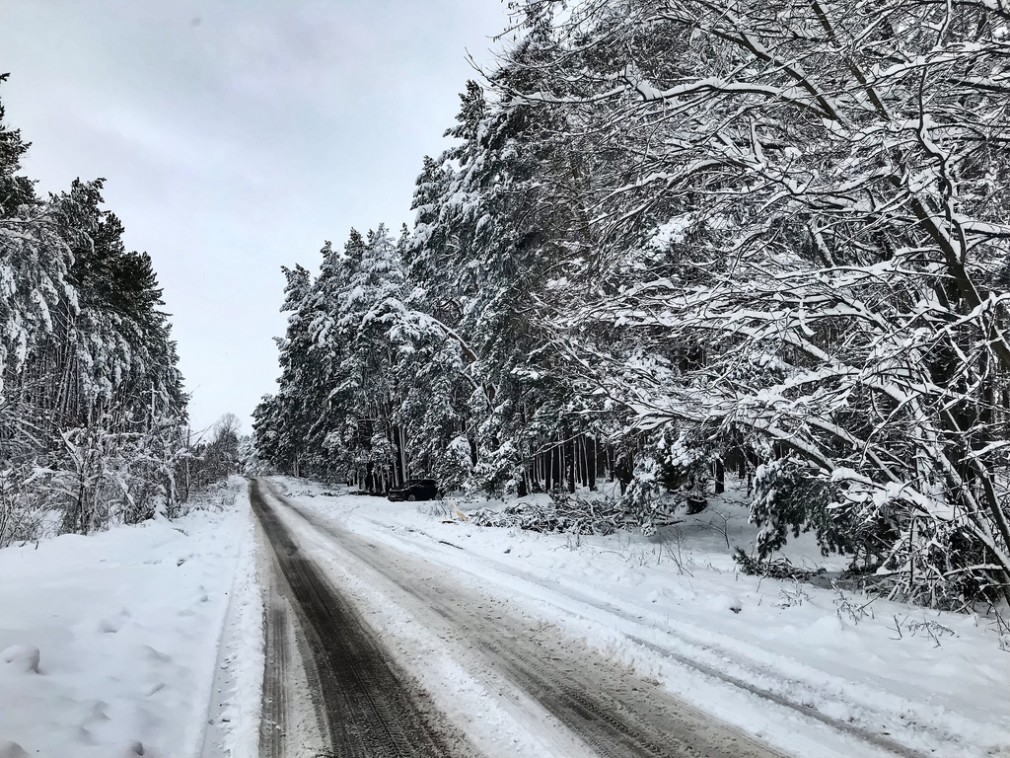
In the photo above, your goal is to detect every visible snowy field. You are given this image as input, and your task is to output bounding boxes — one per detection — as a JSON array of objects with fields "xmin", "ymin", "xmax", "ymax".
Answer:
[
  {"xmin": 0, "ymin": 478, "xmax": 261, "ymax": 758},
  {"xmin": 273, "ymin": 477, "xmax": 1010, "ymax": 758},
  {"xmin": 1, "ymin": 476, "xmax": 1008, "ymax": 758}
]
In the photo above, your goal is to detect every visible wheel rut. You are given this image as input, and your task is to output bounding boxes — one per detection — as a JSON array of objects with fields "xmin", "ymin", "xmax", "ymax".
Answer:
[
  {"xmin": 260, "ymin": 595, "xmax": 290, "ymax": 757},
  {"xmin": 251, "ymin": 481, "xmax": 464, "ymax": 758},
  {"xmin": 260, "ymin": 480, "xmax": 785, "ymax": 758}
]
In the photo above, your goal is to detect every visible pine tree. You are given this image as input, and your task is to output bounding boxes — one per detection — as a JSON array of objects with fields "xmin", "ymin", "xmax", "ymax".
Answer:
[{"xmin": 1, "ymin": 77, "xmax": 190, "ymax": 540}]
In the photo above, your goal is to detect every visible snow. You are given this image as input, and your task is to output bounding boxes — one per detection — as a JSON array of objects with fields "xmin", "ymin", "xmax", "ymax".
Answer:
[
  {"xmin": 1, "ymin": 645, "xmax": 41, "ymax": 674},
  {"xmin": 0, "ymin": 478, "xmax": 258, "ymax": 758},
  {"xmin": 271, "ymin": 477, "xmax": 1010, "ymax": 758},
  {"xmin": 649, "ymin": 215, "xmax": 693, "ymax": 249},
  {"xmin": 3, "ymin": 474, "xmax": 1007, "ymax": 757}
]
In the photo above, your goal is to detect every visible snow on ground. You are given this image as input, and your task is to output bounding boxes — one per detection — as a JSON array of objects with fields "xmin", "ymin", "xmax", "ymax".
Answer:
[
  {"xmin": 0, "ymin": 477, "xmax": 260, "ymax": 758},
  {"xmin": 8, "ymin": 471, "xmax": 1004, "ymax": 758},
  {"xmin": 273, "ymin": 477, "xmax": 1010, "ymax": 758}
]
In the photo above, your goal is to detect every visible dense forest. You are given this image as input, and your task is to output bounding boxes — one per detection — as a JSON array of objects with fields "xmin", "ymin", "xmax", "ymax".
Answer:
[
  {"xmin": 0, "ymin": 74, "xmax": 235, "ymax": 546},
  {"xmin": 254, "ymin": 0, "xmax": 1010, "ymax": 611}
]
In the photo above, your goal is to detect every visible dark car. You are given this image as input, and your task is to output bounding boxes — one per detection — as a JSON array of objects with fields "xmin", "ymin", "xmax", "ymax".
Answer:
[{"xmin": 387, "ymin": 478, "xmax": 439, "ymax": 502}]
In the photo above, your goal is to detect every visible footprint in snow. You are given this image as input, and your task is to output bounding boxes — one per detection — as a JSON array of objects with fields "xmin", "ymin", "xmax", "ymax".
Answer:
[
  {"xmin": 85, "ymin": 699, "xmax": 110, "ymax": 723},
  {"xmin": 98, "ymin": 617, "xmax": 122, "ymax": 634},
  {"xmin": 97, "ymin": 608, "xmax": 133, "ymax": 634},
  {"xmin": 0, "ymin": 645, "xmax": 40, "ymax": 674},
  {"xmin": 142, "ymin": 645, "xmax": 171, "ymax": 664}
]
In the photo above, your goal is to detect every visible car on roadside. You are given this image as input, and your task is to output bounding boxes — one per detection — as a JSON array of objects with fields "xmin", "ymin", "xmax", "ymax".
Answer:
[{"xmin": 387, "ymin": 478, "xmax": 440, "ymax": 502}]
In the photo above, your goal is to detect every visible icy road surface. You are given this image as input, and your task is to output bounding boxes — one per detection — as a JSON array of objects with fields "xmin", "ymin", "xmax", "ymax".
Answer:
[
  {"xmin": 252, "ymin": 478, "xmax": 1010, "ymax": 758},
  {"xmin": 251, "ymin": 479, "xmax": 783, "ymax": 757}
]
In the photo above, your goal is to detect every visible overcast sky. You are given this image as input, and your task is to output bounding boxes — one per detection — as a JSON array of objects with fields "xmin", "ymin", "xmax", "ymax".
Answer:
[{"xmin": 0, "ymin": 0, "xmax": 510, "ymax": 436}]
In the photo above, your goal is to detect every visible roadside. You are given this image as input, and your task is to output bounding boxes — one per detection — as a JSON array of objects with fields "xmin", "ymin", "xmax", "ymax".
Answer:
[{"xmin": 0, "ymin": 478, "xmax": 257, "ymax": 758}]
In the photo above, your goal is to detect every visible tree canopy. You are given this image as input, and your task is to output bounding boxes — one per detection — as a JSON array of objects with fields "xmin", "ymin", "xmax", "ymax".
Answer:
[
  {"xmin": 0, "ymin": 76, "xmax": 199, "ymax": 541},
  {"xmin": 255, "ymin": 0, "xmax": 1010, "ymax": 611}
]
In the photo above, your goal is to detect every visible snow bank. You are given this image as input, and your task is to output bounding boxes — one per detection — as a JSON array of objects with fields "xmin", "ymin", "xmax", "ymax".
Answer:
[{"xmin": 0, "ymin": 481, "xmax": 255, "ymax": 758}]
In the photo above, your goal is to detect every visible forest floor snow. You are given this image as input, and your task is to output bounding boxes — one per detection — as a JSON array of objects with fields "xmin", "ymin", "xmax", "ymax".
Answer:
[
  {"xmin": 271, "ymin": 477, "xmax": 1010, "ymax": 758},
  {"xmin": 0, "ymin": 477, "xmax": 260, "ymax": 758}
]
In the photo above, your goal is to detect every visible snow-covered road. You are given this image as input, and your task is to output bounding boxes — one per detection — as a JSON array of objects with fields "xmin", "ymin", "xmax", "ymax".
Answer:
[
  {"xmin": 251, "ymin": 480, "xmax": 473, "ymax": 757},
  {"xmin": 261, "ymin": 478, "xmax": 1010, "ymax": 758},
  {"xmin": 1, "ymin": 478, "xmax": 1007, "ymax": 757},
  {"xmin": 254, "ymin": 479, "xmax": 781, "ymax": 757}
]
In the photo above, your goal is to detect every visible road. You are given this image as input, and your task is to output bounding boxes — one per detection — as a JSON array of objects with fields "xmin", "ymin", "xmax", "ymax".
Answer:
[
  {"xmin": 249, "ymin": 479, "xmax": 785, "ymax": 758},
  {"xmin": 251, "ymin": 481, "xmax": 469, "ymax": 757}
]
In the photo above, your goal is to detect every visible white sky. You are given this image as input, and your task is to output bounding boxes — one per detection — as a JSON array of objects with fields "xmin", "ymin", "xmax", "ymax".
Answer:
[{"xmin": 0, "ymin": 0, "xmax": 511, "ymax": 436}]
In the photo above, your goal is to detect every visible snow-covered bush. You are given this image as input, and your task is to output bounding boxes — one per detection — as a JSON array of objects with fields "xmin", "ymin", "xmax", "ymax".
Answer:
[
  {"xmin": 430, "ymin": 435, "xmax": 474, "ymax": 494},
  {"xmin": 750, "ymin": 459, "xmax": 855, "ymax": 560},
  {"xmin": 471, "ymin": 490, "xmax": 679, "ymax": 536},
  {"xmin": 619, "ymin": 456, "xmax": 670, "ymax": 535}
]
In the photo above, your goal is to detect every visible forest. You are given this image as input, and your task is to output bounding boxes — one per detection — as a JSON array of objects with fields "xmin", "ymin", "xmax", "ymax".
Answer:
[
  {"xmin": 253, "ymin": 0, "xmax": 1010, "ymax": 612},
  {"xmin": 0, "ymin": 74, "xmax": 235, "ymax": 546}
]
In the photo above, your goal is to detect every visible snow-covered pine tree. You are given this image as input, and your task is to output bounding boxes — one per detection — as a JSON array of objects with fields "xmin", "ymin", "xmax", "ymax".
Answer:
[
  {"xmin": 0, "ymin": 77, "xmax": 190, "ymax": 541},
  {"xmin": 508, "ymin": 0, "xmax": 1010, "ymax": 607},
  {"xmin": 255, "ymin": 0, "xmax": 1010, "ymax": 610}
]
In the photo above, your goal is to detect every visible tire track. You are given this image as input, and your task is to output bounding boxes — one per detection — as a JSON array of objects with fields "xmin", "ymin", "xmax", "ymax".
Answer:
[
  {"xmin": 260, "ymin": 598, "xmax": 290, "ymax": 758},
  {"xmin": 251, "ymin": 481, "xmax": 465, "ymax": 758},
  {"xmin": 263, "ymin": 481, "xmax": 784, "ymax": 758}
]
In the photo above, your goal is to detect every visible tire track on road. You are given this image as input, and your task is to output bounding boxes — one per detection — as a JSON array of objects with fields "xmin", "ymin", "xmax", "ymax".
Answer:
[
  {"xmin": 251, "ymin": 481, "xmax": 467, "ymax": 758},
  {"xmin": 260, "ymin": 598, "xmax": 290, "ymax": 758},
  {"xmin": 263, "ymin": 482, "xmax": 785, "ymax": 758}
]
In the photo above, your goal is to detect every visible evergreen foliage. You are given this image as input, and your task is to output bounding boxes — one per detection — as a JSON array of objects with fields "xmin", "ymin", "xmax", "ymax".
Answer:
[
  {"xmin": 255, "ymin": 0, "xmax": 1010, "ymax": 611},
  {"xmin": 0, "ymin": 76, "xmax": 208, "ymax": 543}
]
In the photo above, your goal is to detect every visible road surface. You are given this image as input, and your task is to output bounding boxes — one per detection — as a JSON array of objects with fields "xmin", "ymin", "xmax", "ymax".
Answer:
[{"xmin": 249, "ymin": 479, "xmax": 785, "ymax": 758}]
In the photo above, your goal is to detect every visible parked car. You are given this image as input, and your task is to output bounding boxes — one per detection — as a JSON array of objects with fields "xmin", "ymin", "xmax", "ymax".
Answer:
[{"xmin": 387, "ymin": 479, "xmax": 439, "ymax": 502}]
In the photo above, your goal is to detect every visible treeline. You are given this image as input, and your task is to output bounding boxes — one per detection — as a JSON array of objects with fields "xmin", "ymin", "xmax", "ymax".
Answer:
[
  {"xmin": 0, "ymin": 74, "xmax": 220, "ymax": 545},
  {"xmin": 253, "ymin": 225, "xmax": 623, "ymax": 497},
  {"xmin": 255, "ymin": 0, "xmax": 1010, "ymax": 611}
]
